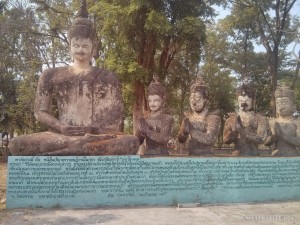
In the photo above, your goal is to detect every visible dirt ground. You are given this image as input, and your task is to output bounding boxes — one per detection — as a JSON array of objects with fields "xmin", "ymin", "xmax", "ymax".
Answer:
[{"xmin": 0, "ymin": 162, "xmax": 7, "ymax": 210}]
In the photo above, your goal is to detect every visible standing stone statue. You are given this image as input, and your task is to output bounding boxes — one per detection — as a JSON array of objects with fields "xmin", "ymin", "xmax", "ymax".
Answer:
[
  {"xmin": 135, "ymin": 77, "xmax": 174, "ymax": 155},
  {"xmin": 177, "ymin": 77, "xmax": 221, "ymax": 155},
  {"xmin": 269, "ymin": 86, "xmax": 300, "ymax": 156},
  {"xmin": 223, "ymin": 84, "xmax": 272, "ymax": 156},
  {"xmin": 8, "ymin": 2, "xmax": 139, "ymax": 156}
]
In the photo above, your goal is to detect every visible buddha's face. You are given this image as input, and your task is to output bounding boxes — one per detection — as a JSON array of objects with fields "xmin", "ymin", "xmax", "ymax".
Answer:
[
  {"xmin": 276, "ymin": 97, "xmax": 293, "ymax": 117},
  {"xmin": 70, "ymin": 37, "xmax": 93, "ymax": 63},
  {"xmin": 190, "ymin": 92, "xmax": 206, "ymax": 113},
  {"xmin": 238, "ymin": 95, "xmax": 252, "ymax": 112},
  {"xmin": 148, "ymin": 95, "xmax": 163, "ymax": 112}
]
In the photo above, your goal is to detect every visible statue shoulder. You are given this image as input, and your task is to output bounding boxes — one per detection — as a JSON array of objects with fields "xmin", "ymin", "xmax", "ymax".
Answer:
[
  {"xmin": 209, "ymin": 109, "xmax": 220, "ymax": 117},
  {"xmin": 227, "ymin": 112, "xmax": 236, "ymax": 117},
  {"xmin": 93, "ymin": 67, "xmax": 120, "ymax": 84},
  {"xmin": 293, "ymin": 118, "xmax": 300, "ymax": 127},
  {"xmin": 163, "ymin": 114, "xmax": 174, "ymax": 123},
  {"xmin": 207, "ymin": 111, "xmax": 221, "ymax": 124},
  {"xmin": 268, "ymin": 116, "xmax": 276, "ymax": 121},
  {"xmin": 39, "ymin": 67, "xmax": 68, "ymax": 83},
  {"xmin": 255, "ymin": 112, "xmax": 269, "ymax": 123},
  {"xmin": 268, "ymin": 117, "xmax": 276, "ymax": 126},
  {"xmin": 224, "ymin": 112, "xmax": 237, "ymax": 124}
]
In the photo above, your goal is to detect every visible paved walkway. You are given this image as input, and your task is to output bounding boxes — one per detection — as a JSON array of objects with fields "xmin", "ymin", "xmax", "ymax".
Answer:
[{"xmin": 0, "ymin": 202, "xmax": 299, "ymax": 225}]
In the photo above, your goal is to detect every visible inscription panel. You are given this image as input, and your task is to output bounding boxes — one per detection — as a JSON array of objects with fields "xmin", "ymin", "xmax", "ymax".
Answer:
[{"xmin": 6, "ymin": 156, "xmax": 300, "ymax": 208}]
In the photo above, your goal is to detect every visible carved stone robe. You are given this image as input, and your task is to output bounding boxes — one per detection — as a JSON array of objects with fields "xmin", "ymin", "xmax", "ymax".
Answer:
[
  {"xmin": 178, "ymin": 109, "xmax": 221, "ymax": 155},
  {"xmin": 136, "ymin": 112, "xmax": 174, "ymax": 155},
  {"xmin": 9, "ymin": 67, "xmax": 139, "ymax": 156},
  {"xmin": 223, "ymin": 111, "xmax": 272, "ymax": 155}
]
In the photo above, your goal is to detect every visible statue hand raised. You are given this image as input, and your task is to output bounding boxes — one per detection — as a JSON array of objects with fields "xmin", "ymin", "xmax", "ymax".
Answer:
[
  {"xmin": 137, "ymin": 118, "xmax": 149, "ymax": 137},
  {"xmin": 149, "ymin": 125, "xmax": 160, "ymax": 133},
  {"xmin": 182, "ymin": 117, "xmax": 190, "ymax": 135},
  {"xmin": 236, "ymin": 115, "xmax": 243, "ymax": 132},
  {"xmin": 274, "ymin": 122, "xmax": 282, "ymax": 137},
  {"xmin": 167, "ymin": 139, "xmax": 175, "ymax": 149}
]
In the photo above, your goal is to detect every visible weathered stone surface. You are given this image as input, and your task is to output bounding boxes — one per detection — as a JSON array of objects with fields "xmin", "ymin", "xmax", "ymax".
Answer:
[
  {"xmin": 177, "ymin": 77, "xmax": 221, "ymax": 155},
  {"xmin": 269, "ymin": 86, "xmax": 300, "ymax": 156},
  {"xmin": 8, "ymin": 5, "xmax": 139, "ymax": 156},
  {"xmin": 136, "ymin": 77, "xmax": 174, "ymax": 155},
  {"xmin": 223, "ymin": 84, "xmax": 272, "ymax": 156}
]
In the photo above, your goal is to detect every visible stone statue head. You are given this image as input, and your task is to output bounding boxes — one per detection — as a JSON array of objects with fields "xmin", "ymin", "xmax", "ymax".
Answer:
[
  {"xmin": 67, "ymin": 0, "xmax": 97, "ymax": 63},
  {"xmin": 147, "ymin": 76, "xmax": 166, "ymax": 112},
  {"xmin": 237, "ymin": 84, "xmax": 254, "ymax": 112},
  {"xmin": 189, "ymin": 76, "xmax": 209, "ymax": 113},
  {"xmin": 67, "ymin": 1, "xmax": 96, "ymax": 44},
  {"xmin": 275, "ymin": 86, "xmax": 296, "ymax": 117}
]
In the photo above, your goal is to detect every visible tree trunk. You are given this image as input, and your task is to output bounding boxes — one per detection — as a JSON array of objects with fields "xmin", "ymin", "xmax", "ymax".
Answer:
[
  {"xmin": 291, "ymin": 50, "xmax": 300, "ymax": 90},
  {"xmin": 269, "ymin": 50, "xmax": 278, "ymax": 117},
  {"xmin": 132, "ymin": 80, "xmax": 147, "ymax": 134}
]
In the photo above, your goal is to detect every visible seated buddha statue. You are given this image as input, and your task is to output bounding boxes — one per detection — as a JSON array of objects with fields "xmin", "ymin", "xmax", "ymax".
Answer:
[{"xmin": 8, "ymin": 3, "xmax": 139, "ymax": 156}]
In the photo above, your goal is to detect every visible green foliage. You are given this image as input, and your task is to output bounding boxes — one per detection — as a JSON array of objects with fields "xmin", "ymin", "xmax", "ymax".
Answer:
[
  {"xmin": 8, "ymin": 73, "xmax": 41, "ymax": 134},
  {"xmin": 220, "ymin": 0, "xmax": 298, "ymax": 116},
  {"xmin": 145, "ymin": 10, "xmax": 172, "ymax": 35},
  {"xmin": 216, "ymin": 0, "xmax": 298, "ymax": 116},
  {"xmin": 0, "ymin": 0, "xmax": 72, "ymax": 134},
  {"xmin": 91, "ymin": 0, "xmax": 211, "ymax": 128}
]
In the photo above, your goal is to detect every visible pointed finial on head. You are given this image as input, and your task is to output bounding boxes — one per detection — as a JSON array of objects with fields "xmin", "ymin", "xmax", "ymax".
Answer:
[
  {"xmin": 68, "ymin": 0, "xmax": 96, "ymax": 43},
  {"xmin": 237, "ymin": 83, "xmax": 254, "ymax": 99},
  {"xmin": 77, "ymin": 0, "xmax": 88, "ymax": 18},
  {"xmin": 195, "ymin": 76, "xmax": 204, "ymax": 85},
  {"xmin": 190, "ymin": 76, "xmax": 209, "ymax": 99},
  {"xmin": 148, "ymin": 75, "xmax": 166, "ymax": 100},
  {"xmin": 152, "ymin": 75, "xmax": 160, "ymax": 83}
]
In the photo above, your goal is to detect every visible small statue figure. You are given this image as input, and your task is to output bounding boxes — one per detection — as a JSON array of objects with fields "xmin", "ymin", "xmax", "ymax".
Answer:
[
  {"xmin": 177, "ymin": 77, "xmax": 221, "ymax": 155},
  {"xmin": 269, "ymin": 86, "xmax": 300, "ymax": 156},
  {"xmin": 223, "ymin": 84, "xmax": 272, "ymax": 156},
  {"xmin": 8, "ymin": 2, "xmax": 139, "ymax": 156},
  {"xmin": 135, "ymin": 77, "xmax": 174, "ymax": 155}
]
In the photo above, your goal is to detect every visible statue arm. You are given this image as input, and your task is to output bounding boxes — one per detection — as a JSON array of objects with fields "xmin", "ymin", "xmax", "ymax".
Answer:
[
  {"xmin": 276, "ymin": 121, "xmax": 300, "ymax": 147},
  {"xmin": 256, "ymin": 117, "xmax": 273, "ymax": 145},
  {"xmin": 282, "ymin": 136, "xmax": 300, "ymax": 147},
  {"xmin": 236, "ymin": 116, "xmax": 264, "ymax": 144},
  {"xmin": 223, "ymin": 116, "xmax": 237, "ymax": 144},
  {"xmin": 34, "ymin": 71, "xmax": 65, "ymax": 134},
  {"xmin": 190, "ymin": 115, "xmax": 221, "ymax": 145},
  {"xmin": 177, "ymin": 117, "xmax": 190, "ymax": 143},
  {"xmin": 239, "ymin": 128, "xmax": 263, "ymax": 144},
  {"xmin": 34, "ymin": 70, "xmax": 93, "ymax": 136},
  {"xmin": 135, "ymin": 118, "xmax": 147, "ymax": 145},
  {"xmin": 239, "ymin": 116, "xmax": 271, "ymax": 145},
  {"xmin": 97, "ymin": 74, "xmax": 124, "ymax": 133},
  {"xmin": 266, "ymin": 118, "xmax": 276, "ymax": 146},
  {"xmin": 144, "ymin": 116, "xmax": 174, "ymax": 145}
]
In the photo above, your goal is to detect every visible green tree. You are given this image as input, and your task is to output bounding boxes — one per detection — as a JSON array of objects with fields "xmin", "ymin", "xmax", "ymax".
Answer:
[
  {"xmin": 0, "ymin": 0, "xmax": 72, "ymax": 135},
  {"xmin": 201, "ymin": 29, "xmax": 236, "ymax": 147},
  {"xmin": 90, "ymin": 0, "xmax": 215, "ymax": 132},
  {"xmin": 223, "ymin": 0, "xmax": 298, "ymax": 116}
]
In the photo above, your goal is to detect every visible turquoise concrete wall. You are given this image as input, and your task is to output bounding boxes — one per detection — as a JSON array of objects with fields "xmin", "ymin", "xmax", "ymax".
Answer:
[{"xmin": 6, "ymin": 156, "xmax": 300, "ymax": 208}]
